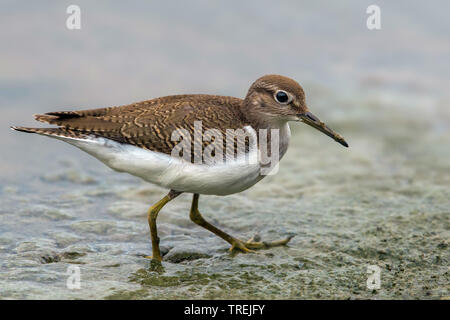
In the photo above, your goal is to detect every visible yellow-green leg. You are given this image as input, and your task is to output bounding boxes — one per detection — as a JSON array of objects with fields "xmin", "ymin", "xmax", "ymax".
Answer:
[
  {"xmin": 189, "ymin": 194, "xmax": 293, "ymax": 253},
  {"xmin": 146, "ymin": 190, "xmax": 181, "ymax": 261}
]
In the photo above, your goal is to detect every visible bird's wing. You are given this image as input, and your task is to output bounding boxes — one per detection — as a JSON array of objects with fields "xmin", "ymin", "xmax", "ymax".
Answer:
[{"xmin": 30, "ymin": 94, "xmax": 248, "ymax": 161}]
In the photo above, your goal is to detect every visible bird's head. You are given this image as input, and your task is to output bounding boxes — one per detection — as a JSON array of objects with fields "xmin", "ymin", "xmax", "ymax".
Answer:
[{"xmin": 244, "ymin": 74, "xmax": 348, "ymax": 147}]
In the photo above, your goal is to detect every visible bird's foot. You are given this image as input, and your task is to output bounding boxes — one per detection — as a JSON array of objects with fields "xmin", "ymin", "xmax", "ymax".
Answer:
[
  {"xmin": 229, "ymin": 234, "xmax": 294, "ymax": 253},
  {"xmin": 143, "ymin": 254, "xmax": 162, "ymax": 262},
  {"xmin": 229, "ymin": 239, "xmax": 258, "ymax": 253},
  {"xmin": 142, "ymin": 255, "xmax": 165, "ymax": 273}
]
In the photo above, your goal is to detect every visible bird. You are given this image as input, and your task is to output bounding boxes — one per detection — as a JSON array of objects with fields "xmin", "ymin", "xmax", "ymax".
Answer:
[{"xmin": 12, "ymin": 74, "xmax": 348, "ymax": 261}]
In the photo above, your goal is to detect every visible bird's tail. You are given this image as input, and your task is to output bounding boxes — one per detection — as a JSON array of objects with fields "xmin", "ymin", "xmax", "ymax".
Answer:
[{"xmin": 10, "ymin": 126, "xmax": 88, "ymax": 140}]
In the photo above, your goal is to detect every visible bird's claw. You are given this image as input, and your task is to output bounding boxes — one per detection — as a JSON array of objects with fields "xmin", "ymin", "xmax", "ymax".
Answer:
[
  {"xmin": 229, "ymin": 234, "xmax": 294, "ymax": 253},
  {"xmin": 143, "ymin": 254, "xmax": 162, "ymax": 262}
]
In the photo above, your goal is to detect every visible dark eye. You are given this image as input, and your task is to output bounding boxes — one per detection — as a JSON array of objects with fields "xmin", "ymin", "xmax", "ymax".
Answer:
[{"xmin": 274, "ymin": 90, "xmax": 290, "ymax": 104}]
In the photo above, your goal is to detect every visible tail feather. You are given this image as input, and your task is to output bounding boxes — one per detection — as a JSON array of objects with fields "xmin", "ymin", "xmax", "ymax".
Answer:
[
  {"xmin": 11, "ymin": 126, "xmax": 88, "ymax": 140},
  {"xmin": 33, "ymin": 111, "xmax": 120, "ymax": 132},
  {"xmin": 34, "ymin": 112, "xmax": 81, "ymax": 125},
  {"xmin": 34, "ymin": 107, "xmax": 113, "ymax": 125},
  {"xmin": 13, "ymin": 106, "xmax": 123, "ymax": 143}
]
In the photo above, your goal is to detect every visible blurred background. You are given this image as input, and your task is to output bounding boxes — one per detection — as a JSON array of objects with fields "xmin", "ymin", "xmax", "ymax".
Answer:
[{"xmin": 0, "ymin": 1, "xmax": 448, "ymax": 299}]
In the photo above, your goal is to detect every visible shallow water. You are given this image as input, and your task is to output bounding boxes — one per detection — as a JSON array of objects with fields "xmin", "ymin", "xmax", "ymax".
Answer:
[{"xmin": 1, "ymin": 1, "xmax": 449, "ymax": 299}]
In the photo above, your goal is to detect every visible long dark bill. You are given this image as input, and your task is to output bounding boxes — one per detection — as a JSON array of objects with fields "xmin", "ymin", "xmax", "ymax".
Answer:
[{"xmin": 299, "ymin": 111, "xmax": 349, "ymax": 147}]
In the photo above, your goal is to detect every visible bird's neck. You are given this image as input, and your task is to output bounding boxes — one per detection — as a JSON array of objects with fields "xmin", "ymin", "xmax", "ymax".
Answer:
[
  {"xmin": 239, "ymin": 100, "xmax": 291, "ymax": 159},
  {"xmin": 258, "ymin": 120, "xmax": 290, "ymax": 160}
]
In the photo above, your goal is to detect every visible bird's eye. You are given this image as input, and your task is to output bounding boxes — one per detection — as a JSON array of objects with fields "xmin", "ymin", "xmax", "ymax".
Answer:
[{"xmin": 274, "ymin": 90, "xmax": 290, "ymax": 104}]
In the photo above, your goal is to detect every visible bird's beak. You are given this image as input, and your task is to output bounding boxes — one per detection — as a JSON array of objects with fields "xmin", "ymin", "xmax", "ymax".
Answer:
[{"xmin": 298, "ymin": 111, "xmax": 348, "ymax": 147}]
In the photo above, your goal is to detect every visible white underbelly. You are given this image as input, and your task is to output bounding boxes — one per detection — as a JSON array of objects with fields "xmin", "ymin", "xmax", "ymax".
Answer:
[
  {"xmin": 54, "ymin": 135, "xmax": 264, "ymax": 196},
  {"xmin": 48, "ymin": 123, "xmax": 290, "ymax": 196}
]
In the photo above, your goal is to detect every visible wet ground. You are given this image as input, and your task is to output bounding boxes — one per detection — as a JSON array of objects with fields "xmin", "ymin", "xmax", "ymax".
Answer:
[{"xmin": 1, "ymin": 86, "xmax": 449, "ymax": 299}]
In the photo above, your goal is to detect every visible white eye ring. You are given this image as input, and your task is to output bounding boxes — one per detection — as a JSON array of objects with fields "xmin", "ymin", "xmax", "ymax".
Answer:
[{"xmin": 274, "ymin": 90, "xmax": 292, "ymax": 104}]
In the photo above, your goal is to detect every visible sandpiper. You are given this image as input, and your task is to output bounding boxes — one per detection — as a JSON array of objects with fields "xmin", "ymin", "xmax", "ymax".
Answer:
[{"xmin": 12, "ymin": 75, "xmax": 348, "ymax": 261}]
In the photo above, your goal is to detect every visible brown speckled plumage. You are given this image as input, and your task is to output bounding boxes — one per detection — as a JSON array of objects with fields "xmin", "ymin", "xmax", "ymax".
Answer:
[{"xmin": 16, "ymin": 94, "xmax": 249, "ymax": 160}]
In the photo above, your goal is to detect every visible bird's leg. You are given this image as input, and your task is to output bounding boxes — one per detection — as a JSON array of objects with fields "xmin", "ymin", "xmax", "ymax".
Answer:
[
  {"xmin": 189, "ymin": 194, "xmax": 252, "ymax": 252},
  {"xmin": 145, "ymin": 190, "xmax": 181, "ymax": 261},
  {"xmin": 189, "ymin": 194, "xmax": 293, "ymax": 254}
]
